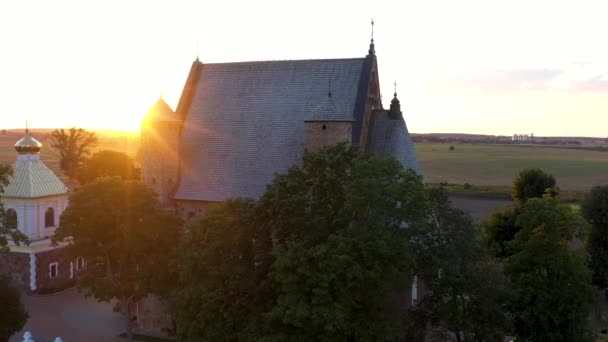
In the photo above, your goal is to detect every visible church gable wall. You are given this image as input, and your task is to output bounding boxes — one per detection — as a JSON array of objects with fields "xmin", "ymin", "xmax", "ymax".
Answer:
[{"xmin": 305, "ymin": 121, "xmax": 352, "ymax": 153}]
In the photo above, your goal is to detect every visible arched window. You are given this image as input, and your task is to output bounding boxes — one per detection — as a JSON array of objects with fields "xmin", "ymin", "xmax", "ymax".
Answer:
[
  {"xmin": 5, "ymin": 209, "xmax": 17, "ymax": 229},
  {"xmin": 45, "ymin": 207, "xmax": 55, "ymax": 228}
]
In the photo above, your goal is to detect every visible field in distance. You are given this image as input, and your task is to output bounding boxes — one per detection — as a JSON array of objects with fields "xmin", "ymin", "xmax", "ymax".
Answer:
[
  {"xmin": 417, "ymin": 143, "xmax": 608, "ymax": 193},
  {"xmin": 0, "ymin": 129, "xmax": 139, "ymax": 180}
]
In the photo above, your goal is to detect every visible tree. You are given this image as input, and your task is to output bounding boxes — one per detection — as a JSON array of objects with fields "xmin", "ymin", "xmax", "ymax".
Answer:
[
  {"xmin": 49, "ymin": 127, "xmax": 98, "ymax": 180},
  {"xmin": 174, "ymin": 199, "xmax": 272, "ymax": 341},
  {"xmin": 0, "ymin": 276, "xmax": 28, "ymax": 341},
  {"xmin": 582, "ymin": 185, "xmax": 608, "ymax": 288},
  {"xmin": 483, "ymin": 168, "xmax": 557, "ymax": 259},
  {"xmin": 511, "ymin": 168, "xmax": 557, "ymax": 204},
  {"xmin": 174, "ymin": 144, "xmax": 429, "ymax": 341},
  {"xmin": 481, "ymin": 207, "xmax": 521, "ymax": 259},
  {"xmin": 410, "ymin": 188, "xmax": 512, "ymax": 342},
  {"xmin": 76, "ymin": 150, "xmax": 140, "ymax": 185},
  {"xmin": 0, "ymin": 164, "xmax": 28, "ymax": 252},
  {"xmin": 506, "ymin": 196, "xmax": 595, "ymax": 341},
  {"xmin": 52, "ymin": 177, "xmax": 182, "ymax": 341}
]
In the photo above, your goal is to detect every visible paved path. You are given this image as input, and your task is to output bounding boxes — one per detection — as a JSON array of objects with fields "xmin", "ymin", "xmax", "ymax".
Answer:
[{"xmin": 10, "ymin": 289, "xmax": 124, "ymax": 342}]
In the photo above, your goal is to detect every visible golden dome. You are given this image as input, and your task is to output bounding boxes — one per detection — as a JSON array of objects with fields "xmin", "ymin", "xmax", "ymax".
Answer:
[{"xmin": 15, "ymin": 129, "xmax": 42, "ymax": 154}]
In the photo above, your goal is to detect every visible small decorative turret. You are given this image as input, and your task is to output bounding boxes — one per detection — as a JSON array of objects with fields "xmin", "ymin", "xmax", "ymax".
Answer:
[
  {"xmin": 14, "ymin": 128, "xmax": 42, "ymax": 154},
  {"xmin": 389, "ymin": 81, "xmax": 402, "ymax": 118}
]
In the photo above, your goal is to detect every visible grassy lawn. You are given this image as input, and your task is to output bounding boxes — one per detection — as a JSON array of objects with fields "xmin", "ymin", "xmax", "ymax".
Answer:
[{"xmin": 417, "ymin": 143, "xmax": 608, "ymax": 193}]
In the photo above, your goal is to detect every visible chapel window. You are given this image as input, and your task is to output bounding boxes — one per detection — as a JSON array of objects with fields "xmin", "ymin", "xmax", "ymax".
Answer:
[
  {"xmin": 76, "ymin": 257, "xmax": 86, "ymax": 271},
  {"xmin": 45, "ymin": 207, "xmax": 55, "ymax": 228},
  {"xmin": 49, "ymin": 262, "xmax": 59, "ymax": 279}
]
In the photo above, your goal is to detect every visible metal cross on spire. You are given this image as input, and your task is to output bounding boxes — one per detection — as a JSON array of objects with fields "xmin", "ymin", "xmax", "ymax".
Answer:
[
  {"xmin": 371, "ymin": 18, "xmax": 375, "ymax": 43},
  {"xmin": 394, "ymin": 80, "xmax": 397, "ymax": 97}
]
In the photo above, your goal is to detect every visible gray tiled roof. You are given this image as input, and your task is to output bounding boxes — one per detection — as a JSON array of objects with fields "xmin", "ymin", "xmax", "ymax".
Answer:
[
  {"xmin": 367, "ymin": 110, "xmax": 422, "ymax": 174},
  {"xmin": 3, "ymin": 159, "xmax": 69, "ymax": 198},
  {"xmin": 306, "ymin": 94, "xmax": 355, "ymax": 122},
  {"xmin": 175, "ymin": 58, "xmax": 366, "ymax": 201}
]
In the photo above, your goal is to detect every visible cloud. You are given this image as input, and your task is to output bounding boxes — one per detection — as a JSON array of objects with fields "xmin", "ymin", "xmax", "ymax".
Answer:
[{"xmin": 425, "ymin": 64, "xmax": 608, "ymax": 93}]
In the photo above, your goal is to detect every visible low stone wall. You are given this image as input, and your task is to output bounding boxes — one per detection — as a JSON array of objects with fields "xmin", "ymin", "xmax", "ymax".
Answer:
[
  {"xmin": 34, "ymin": 248, "xmax": 78, "ymax": 292},
  {"xmin": 0, "ymin": 251, "xmax": 30, "ymax": 290}
]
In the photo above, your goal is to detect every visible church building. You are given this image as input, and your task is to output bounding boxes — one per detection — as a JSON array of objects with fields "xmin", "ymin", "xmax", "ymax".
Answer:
[
  {"xmin": 141, "ymin": 37, "xmax": 420, "ymax": 221},
  {"xmin": 0, "ymin": 129, "xmax": 85, "ymax": 292},
  {"xmin": 136, "ymin": 34, "xmax": 421, "ymax": 336}
]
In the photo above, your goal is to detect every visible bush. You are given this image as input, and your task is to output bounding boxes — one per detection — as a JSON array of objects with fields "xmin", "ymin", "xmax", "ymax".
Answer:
[{"xmin": 449, "ymin": 145, "xmax": 455, "ymax": 151}]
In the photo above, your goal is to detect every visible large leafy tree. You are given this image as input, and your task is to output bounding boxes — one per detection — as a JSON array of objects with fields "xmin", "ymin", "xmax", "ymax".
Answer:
[
  {"xmin": 506, "ymin": 196, "xmax": 595, "ymax": 341},
  {"xmin": 484, "ymin": 168, "xmax": 557, "ymax": 259},
  {"xmin": 0, "ymin": 164, "xmax": 28, "ymax": 252},
  {"xmin": 49, "ymin": 127, "xmax": 98, "ymax": 180},
  {"xmin": 0, "ymin": 276, "xmax": 28, "ymax": 341},
  {"xmin": 175, "ymin": 144, "xmax": 429, "ymax": 341},
  {"xmin": 175, "ymin": 199, "xmax": 272, "ymax": 341},
  {"xmin": 410, "ymin": 188, "xmax": 512, "ymax": 342},
  {"xmin": 511, "ymin": 168, "xmax": 557, "ymax": 204},
  {"xmin": 53, "ymin": 177, "xmax": 182, "ymax": 341},
  {"xmin": 582, "ymin": 185, "xmax": 608, "ymax": 288},
  {"xmin": 76, "ymin": 150, "xmax": 140, "ymax": 185}
]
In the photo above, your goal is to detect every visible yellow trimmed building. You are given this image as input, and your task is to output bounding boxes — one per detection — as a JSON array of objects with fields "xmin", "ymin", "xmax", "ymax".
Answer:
[{"xmin": 0, "ymin": 129, "xmax": 85, "ymax": 292}]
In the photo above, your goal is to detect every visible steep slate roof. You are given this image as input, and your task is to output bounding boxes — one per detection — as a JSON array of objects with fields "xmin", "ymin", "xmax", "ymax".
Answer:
[
  {"xmin": 367, "ymin": 110, "xmax": 421, "ymax": 174},
  {"xmin": 3, "ymin": 160, "xmax": 69, "ymax": 198},
  {"xmin": 175, "ymin": 58, "xmax": 367, "ymax": 201},
  {"xmin": 306, "ymin": 94, "xmax": 355, "ymax": 122}
]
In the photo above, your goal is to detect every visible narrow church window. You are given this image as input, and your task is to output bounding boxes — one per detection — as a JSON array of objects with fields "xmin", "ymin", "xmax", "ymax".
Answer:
[
  {"xmin": 45, "ymin": 207, "xmax": 55, "ymax": 228},
  {"xmin": 5, "ymin": 208, "xmax": 17, "ymax": 229},
  {"xmin": 76, "ymin": 257, "xmax": 86, "ymax": 271},
  {"xmin": 49, "ymin": 262, "xmax": 59, "ymax": 279},
  {"xmin": 322, "ymin": 124, "xmax": 327, "ymax": 130}
]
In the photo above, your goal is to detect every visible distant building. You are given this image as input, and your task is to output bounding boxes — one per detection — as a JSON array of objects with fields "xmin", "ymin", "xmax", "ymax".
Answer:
[
  {"xmin": 0, "ymin": 129, "xmax": 85, "ymax": 292},
  {"xmin": 512, "ymin": 133, "xmax": 534, "ymax": 144},
  {"xmin": 137, "ymin": 34, "xmax": 422, "ymax": 336}
]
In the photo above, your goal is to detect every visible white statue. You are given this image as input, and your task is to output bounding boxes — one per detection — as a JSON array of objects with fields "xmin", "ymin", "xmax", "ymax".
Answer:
[{"xmin": 22, "ymin": 331, "xmax": 34, "ymax": 342}]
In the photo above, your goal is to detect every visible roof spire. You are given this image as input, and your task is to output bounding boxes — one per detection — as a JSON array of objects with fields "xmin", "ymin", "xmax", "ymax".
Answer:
[
  {"xmin": 25, "ymin": 118, "xmax": 29, "ymax": 133},
  {"xmin": 390, "ymin": 80, "xmax": 400, "ymax": 113},
  {"xmin": 328, "ymin": 78, "xmax": 332, "ymax": 98},
  {"xmin": 195, "ymin": 40, "xmax": 200, "ymax": 62},
  {"xmin": 368, "ymin": 19, "xmax": 376, "ymax": 56},
  {"xmin": 394, "ymin": 80, "xmax": 397, "ymax": 97}
]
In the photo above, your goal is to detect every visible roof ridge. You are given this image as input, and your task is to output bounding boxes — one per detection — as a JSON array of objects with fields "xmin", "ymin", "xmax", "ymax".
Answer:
[{"xmin": 201, "ymin": 57, "xmax": 366, "ymax": 66}]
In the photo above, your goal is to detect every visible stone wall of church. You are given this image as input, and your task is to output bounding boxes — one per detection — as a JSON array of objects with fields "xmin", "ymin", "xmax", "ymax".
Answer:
[
  {"xmin": 305, "ymin": 121, "xmax": 352, "ymax": 153},
  {"xmin": 0, "ymin": 252, "xmax": 30, "ymax": 290},
  {"xmin": 34, "ymin": 248, "xmax": 76, "ymax": 292},
  {"xmin": 141, "ymin": 121, "xmax": 181, "ymax": 207}
]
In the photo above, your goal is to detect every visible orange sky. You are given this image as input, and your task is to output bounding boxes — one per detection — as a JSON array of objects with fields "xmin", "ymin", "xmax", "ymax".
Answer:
[{"xmin": 1, "ymin": 0, "xmax": 607, "ymax": 137}]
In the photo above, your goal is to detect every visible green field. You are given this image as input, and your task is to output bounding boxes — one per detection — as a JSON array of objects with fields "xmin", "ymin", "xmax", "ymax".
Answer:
[
  {"xmin": 417, "ymin": 143, "xmax": 608, "ymax": 192},
  {"xmin": 1, "ymin": 133, "xmax": 607, "ymax": 195}
]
